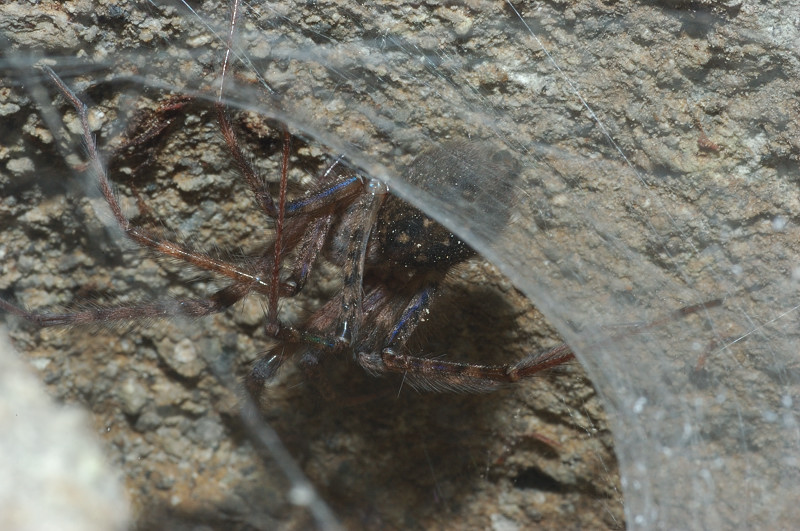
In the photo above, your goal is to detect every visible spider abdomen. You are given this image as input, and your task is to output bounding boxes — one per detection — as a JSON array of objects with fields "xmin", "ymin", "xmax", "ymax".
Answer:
[{"xmin": 374, "ymin": 141, "xmax": 519, "ymax": 271}]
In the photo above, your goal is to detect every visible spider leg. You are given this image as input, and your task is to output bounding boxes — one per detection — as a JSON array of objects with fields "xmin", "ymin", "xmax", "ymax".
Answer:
[
  {"xmin": 0, "ymin": 282, "xmax": 252, "ymax": 327},
  {"xmin": 282, "ymin": 214, "xmax": 335, "ymax": 296},
  {"xmin": 354, "ymin": 280, "xmax": 575, "ymax": 392},
  {"xmin": 284, "ymin": 176, "xmax": 364, "ymax": 217},
  {"xmin": 246, "ymin": 282, "xmax": 371, "ymax": 398},
  {"xmin": 216, "ymin": 105, "xmax": 364, "ymax": 220},
  {"xmin": 360, "ymin": 345, "xmax": 575, "ymax": 393},
  {"xmin": 43, "ymin": 67, "xmax": 274, "ymax": 293},
  {"xmin": 264, "ymin": 133, "xmax": 361, "ymax": 311},
  {"xmin": 216, "ymin": 98, "xmax": 363, "ymax": 302},
  {"xmin": 245, "ymin": 320, "xmax": 343, "ymax": 398},
  {"xmin": 249, "ymin": 177, "xmax": 387, "ymax": 348},
  {"xmin": 216, "ymin": 105, "xmax": 280, "ymax": 218},
  {"xmin": 335, "ymin": 180, "xmax": 387, "ymax": 343},
  {"xmin": 245, "ymin": 179, "xmax": 372, "ymax": 398},
  {"xmin": 354, "ymin": 294, "xmax": 720, "ymax": 393}
]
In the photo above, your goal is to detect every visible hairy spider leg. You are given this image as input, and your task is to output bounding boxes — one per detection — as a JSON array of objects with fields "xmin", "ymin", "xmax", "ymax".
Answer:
[
  {"xmin": 268, "ymin": 127, "xmax": 291, "ymax": 323},
  {"xmin": 215, "ymin": 105, "xmax": 365, "ymax": 219},
  {"xmin": 0, "ymin": 69, "xmax": 284, "ymax": 329},
  {"xmin": 360, "ymin": 297, "xmax": 724, "ymax": 392},
  {"xmin": 348, "ymin": 277, "xmax": 575, "ymax": 392},
  {"xmin": 335, "ymin": 179, "xmax": 388, "ymax": 344},
  {"xmin": 213, "ymin": 79, "xmax": 366, "ymax": 312},
  {"xmin": 0, "ymin": 283, "xmax": 251, "ymax": 327},
  {"xmin": 270, "ymin": 157, "xmax": 358, "ymax": 299},
  {"xmin": 215, "ymin": 0, "xmax": 287, "ymax": 326},
  {"xmin": 46, "ymin": 67, "xmax": 274, "ymax": 294},
  {"xmin": 357, "ymin": 297, "xmax": 723, "ymax": 392}
]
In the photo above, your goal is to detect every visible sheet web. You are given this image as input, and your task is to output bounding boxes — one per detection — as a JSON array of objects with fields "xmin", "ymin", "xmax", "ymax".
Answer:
[
  {"xmin": 2, "ymin": 0, "xmax": 799, "ymax": 528},
  {"xmin": 206, "ymin": 1, "xmax": 800, "ymax": 527}
]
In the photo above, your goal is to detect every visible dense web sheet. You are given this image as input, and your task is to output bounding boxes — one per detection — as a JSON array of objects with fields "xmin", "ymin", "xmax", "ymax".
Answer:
[
  {"xmin": 2, "ymin": 0, "xmax": 799, "ymax": 528},
  {"xmin": 188, "ymin": 2, "xmax": 800, "ymax": 527}
]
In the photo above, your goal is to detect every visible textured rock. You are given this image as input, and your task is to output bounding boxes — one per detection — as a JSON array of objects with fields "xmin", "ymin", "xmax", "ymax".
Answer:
[{"xmin": 1, "ymin": 0, "xmax": 798, "ymax": 529}]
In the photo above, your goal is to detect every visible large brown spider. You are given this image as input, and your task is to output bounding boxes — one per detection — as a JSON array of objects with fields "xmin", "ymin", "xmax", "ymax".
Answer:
[{"xmin": 0, "ymin": 65, "xmax": 576, "ymax": 402}]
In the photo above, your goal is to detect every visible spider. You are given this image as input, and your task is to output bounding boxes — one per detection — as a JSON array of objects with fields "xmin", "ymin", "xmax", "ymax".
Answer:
[{"xmin": 0, "ymin": 66, "xmax": 576, "ymax": 403}]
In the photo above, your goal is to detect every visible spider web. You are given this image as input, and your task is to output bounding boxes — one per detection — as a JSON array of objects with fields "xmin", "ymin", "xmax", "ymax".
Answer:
[
  {"xmin": 1, "ymin": 0, "xmax": 799, "ymax": 529},
  {"xmin": 187, "ymin": 2, "xmax": 800, "ymax": 528}
]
